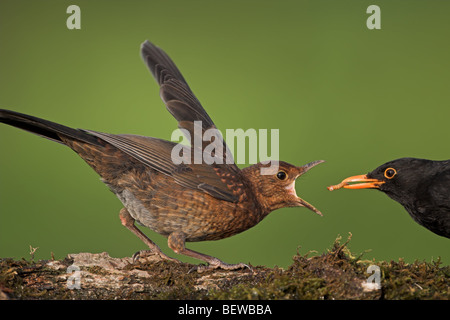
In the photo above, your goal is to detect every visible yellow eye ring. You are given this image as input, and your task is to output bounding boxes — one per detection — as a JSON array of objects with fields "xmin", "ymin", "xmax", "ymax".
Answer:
[{"xmin": 384, "ymin": 168, "xmax": 397, "ymax": 179}]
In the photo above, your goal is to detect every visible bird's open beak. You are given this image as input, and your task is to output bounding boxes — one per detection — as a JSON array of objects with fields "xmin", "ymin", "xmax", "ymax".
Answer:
[
  {"xmin": 290, "ymin": 160, "xmax": 325, "ymax": 216},
  {"xmin": 297, "ymin": 197, "xmax": 323, "ymax": 216},
  {"xmin": 327, "ymin": 174, "xmax": 385, "ymax": 191},
  {"xmin": 298, "ymin": 160, "xmax": 326, "ymax": 176}
]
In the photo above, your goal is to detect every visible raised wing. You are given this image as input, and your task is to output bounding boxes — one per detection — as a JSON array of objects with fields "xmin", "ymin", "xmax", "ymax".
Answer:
[
  {"xmin": 138, "ymin": 40, "xmax": 245, "ymax": 202},
  {"xmin": 141, "ymin": 41, "xmax": 213, "ymax": 127},
  {"xmin": 141, "ymin": 41, "xmax": 235, "ymax": 161}
]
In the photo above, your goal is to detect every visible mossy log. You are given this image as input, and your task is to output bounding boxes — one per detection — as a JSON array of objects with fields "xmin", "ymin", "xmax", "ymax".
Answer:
[{"xmin": 1, "ymin": 234, "xmax": 449, "ymax": 300}]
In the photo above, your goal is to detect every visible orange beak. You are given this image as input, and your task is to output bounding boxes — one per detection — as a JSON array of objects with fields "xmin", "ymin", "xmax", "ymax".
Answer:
[{"xmin": 327, "ymin": 174, "xmax": 385, "ymax": 191}]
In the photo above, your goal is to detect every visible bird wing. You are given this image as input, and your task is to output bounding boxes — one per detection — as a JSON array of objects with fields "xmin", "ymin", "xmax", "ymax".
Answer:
[
  {"xmin": 83, "ymin": 131, "xmax": 243, "ymax": 203},
  {"xmin": 413, "ymin": 168, "xmax": 450, "ymax": 238},
  {"xmin": 428, "ymin": 170, "xmax": 450, "ymax": 205},
  {"xmin": 140, "ymin": 41, "xmax": 236, "ymax": 163},
  {"xmin": 137, "ymin": 40, "xmax": 245, "ymax": 202}
]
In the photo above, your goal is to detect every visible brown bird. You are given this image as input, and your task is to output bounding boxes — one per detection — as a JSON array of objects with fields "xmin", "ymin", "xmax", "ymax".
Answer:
[{"xmin": 0, "ymin": 40, "xmax": 324, "ymax": 271}]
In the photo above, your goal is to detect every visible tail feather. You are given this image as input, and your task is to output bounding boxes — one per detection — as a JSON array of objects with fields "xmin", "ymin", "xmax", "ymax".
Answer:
[{"xmin": 0, "ymin": 109, "xmax": 102, "ymax": 146}]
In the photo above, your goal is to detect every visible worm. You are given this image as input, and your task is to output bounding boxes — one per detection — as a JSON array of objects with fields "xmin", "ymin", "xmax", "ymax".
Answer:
[{"xmin": 327, "ymin": 181, "xmax": 347, "ymax": 191}]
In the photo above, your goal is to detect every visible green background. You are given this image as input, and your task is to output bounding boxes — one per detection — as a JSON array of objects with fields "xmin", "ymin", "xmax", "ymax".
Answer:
[{"xmin": 0, "ymin": 0, "xmax": 449, "ymax": 268}]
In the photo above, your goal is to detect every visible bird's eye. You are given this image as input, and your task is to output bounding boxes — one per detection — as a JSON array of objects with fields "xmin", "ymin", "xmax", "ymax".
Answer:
[
  {"xmin": 384, "ymin": 168, "xmax": 397, "ymax": 179},
  {"xmin": 276, "ymin": 171, "xmax": 287, "ymax": 180}
]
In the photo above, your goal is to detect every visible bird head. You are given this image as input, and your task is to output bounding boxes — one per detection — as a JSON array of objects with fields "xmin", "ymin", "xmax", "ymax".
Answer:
[
  {"xmin": 327, "ymin": 158, "xmax": 439, "ymax": 206},
  {"xmin": 243, "ymin": 160, "xmax": 324, "ymax": 215}
]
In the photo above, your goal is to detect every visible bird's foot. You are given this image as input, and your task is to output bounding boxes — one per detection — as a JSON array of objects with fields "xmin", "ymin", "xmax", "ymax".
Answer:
[
  {"xmin": 132, "ymin": 250, "xmax": 180, "ymax": 264},
  {"xmin": 190, "ymin": 260, "xmax": 252, "ymax": 273}
]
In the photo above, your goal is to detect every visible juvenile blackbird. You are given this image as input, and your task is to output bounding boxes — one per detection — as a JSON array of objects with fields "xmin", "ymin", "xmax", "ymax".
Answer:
[
  {"xmin": 0, "ymin": 40, "xmax": 324, "ymax": 271},
  {"xmin": 328, "ymin": 158, "xmax": 450, "ymax": 238}
]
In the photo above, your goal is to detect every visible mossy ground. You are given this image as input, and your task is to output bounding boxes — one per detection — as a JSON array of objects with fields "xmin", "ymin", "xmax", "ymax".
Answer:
[{"xmin": 1, "ymin": 234, "xmax": 448, "ymax": 300}]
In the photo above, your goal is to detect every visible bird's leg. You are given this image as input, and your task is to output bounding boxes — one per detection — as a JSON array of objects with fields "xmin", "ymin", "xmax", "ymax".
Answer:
[
  {"xmin": 119, "ymin": 208, "xmax": 178, "ymax": 263},
  {"xmin": 168, "ymin": 231, "xmax": 250, "ymax": 273}
]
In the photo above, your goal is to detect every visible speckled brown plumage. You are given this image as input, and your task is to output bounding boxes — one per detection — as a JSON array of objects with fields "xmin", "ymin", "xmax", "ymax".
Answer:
[{"xmin": 0, "ymin": 40, "xmax": 324, "ymax": 271}]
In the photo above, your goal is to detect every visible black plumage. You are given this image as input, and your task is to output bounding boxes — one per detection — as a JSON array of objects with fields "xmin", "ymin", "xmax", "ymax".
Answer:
[{"xmin": 328, "ymin": 158, "xmax": 450, "ymax": 238}]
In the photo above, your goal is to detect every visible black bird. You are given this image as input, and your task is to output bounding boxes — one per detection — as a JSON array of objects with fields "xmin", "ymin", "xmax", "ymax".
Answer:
[{"xmin": 328, "ymin": 157, "xmax": 450, "ymax": 238}]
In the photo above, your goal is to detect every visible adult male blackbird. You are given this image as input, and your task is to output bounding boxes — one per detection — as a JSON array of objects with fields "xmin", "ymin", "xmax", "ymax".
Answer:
[
  {"xmin": 328, "ymin": 158, "xmax": 450, "ymax": 238},
  {"xmin": 0, "ymin": 40, "xmax": 324, "ymax": 271}
]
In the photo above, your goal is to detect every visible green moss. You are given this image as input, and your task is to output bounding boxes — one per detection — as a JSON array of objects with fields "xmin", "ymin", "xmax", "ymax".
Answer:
[
  {"xmin": 1, "ymin": 234, "xmax": 448, "ymax": 300},
  {"xmin": 206, "ymin": 234, "xmax": 449, "ymax": 300}
]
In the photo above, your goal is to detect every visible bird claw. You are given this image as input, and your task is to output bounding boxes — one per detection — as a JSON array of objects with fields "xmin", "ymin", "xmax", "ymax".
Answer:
[
  {"xmin": 132, "ymin": 250, "xmax": 179, "ymax": 264},
  {"xmin": 189, "ymin": 262, "xmax": 252, "ymax": 273},
  {"xmin": 132, "ymin": 250, "xmax": 152, "ymax": 262}
]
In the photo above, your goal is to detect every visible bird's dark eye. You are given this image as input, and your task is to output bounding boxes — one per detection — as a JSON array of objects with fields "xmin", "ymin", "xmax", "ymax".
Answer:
[
  {"xmin": 384, "ymin": 168, "xmax": 397, "ymax": 179},
  {"xmin": 276, "ymin": 171, "xmax": 287, "ymax": 180}
]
